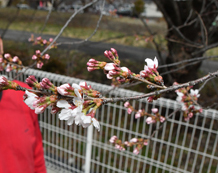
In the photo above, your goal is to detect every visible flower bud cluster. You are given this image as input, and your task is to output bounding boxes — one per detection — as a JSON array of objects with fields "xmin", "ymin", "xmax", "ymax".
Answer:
[
  {"xmin": 104, "ymin": 64, "xmax": 132, "ymax": 80},
  {"xmin": 40, "ymin": 78, "xmax": 56, "ymax": 92},
  {"xmin": 145, "ymin": 108, "xmax": 165, "ymax": 124},
  {"xmin": 25, "ymin": 75, "xmax": 41, "ymax": 89},
  {"xmin": 124, "ymin": 102, "xmax": 165, "ymax": 124},
  {"xmin": 29, "ymin": 34, "xmax": 57, "ymax": 49},
  {"xmin": 23, "ymin": 77, "xmax": 102, "ymax": 131},
  {"xmin": 23, "ymin": 90, "xmax": 58, "ymax": 114},
  {"xmin": 87, "ymin": 48, "xmax": 133, "ymax": 82},
  {"xmin": 140, "ymin": 57, "xmax": 164, "ymax": 86},
  {"xmin": 104, "ymin": 48, "xmax": 120, "ymax": 65},
  {"xmin": 174, "ymin": 82, "xmax": 202, "ymax": 121},
  {"xmin": 32, "ymin": 50, "xmax": 50, "ymax": 69},
  {"xmin": 87, "ymin": 59, "xmax": 107, "ymax": 72},
  {"xmin": 109, "ymin": 136, "xmax": 148, "ymax": 154},
  {"xmin": 0, "ymin": 76, "xmax": 19, "ymax": 91},
  {"xmin": 0, "ymin": 53, "xmax": 23, "ymax": 72}
]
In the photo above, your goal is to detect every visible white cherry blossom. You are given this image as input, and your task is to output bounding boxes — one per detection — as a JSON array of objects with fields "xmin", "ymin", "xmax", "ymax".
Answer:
[
  {"xmin": 190, "ymin": 89, "xmax": 200, "ymax": 98},
  {"xmin": 145, "ymin": 57, "xmax": 158, "ymax": 69},
  {"xmin": 24, "ymin": 90, "xmax": 38, "ymax": 110}
]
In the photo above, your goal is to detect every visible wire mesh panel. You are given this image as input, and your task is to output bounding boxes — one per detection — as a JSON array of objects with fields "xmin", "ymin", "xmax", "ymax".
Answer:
[{"xmin": 1, "ymin": 69, "xmax": 218, "ymax": 173}]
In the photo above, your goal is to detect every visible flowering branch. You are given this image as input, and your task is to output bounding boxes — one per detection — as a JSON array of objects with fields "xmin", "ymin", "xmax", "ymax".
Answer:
[{"xmin": 103, "ymin": 70, "xmax": 218, "ymax": 104}]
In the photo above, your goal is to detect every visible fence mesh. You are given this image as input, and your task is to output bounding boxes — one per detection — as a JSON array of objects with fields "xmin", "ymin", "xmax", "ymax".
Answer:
[{"xmin": 1, "ymin": 69, "xmax": 218, "ymax": 173}]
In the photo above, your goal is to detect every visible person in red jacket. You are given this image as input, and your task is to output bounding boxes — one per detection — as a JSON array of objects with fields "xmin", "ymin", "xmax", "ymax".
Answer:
[{"xmin": 0, "ymin": 79, "xmax": 47, "ymax": 173}]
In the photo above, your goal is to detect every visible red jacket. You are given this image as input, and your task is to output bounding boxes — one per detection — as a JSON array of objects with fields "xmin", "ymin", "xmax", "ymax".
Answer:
[{"xmin": 0, "ymin": 80, "xmax": 46, "ymax": 173}]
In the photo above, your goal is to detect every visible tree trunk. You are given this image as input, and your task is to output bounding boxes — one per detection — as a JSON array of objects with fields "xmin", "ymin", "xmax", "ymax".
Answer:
[{"xmin": 154, "ymin": 0, "xmax": 217, "ymax": 83}]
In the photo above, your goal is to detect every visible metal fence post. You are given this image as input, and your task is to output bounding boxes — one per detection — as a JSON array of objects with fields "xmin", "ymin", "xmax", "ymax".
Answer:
[{"xmin": 85, "ymin": 125, "xmax": 93, "ymax": 173}]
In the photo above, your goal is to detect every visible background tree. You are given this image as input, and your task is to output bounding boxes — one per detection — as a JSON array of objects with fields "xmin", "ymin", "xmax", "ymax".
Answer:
[
  {"xmin": 153, "ymin": 0, "xmax": 218, "ymax": 83},
  {"xmin": 133, "ymin": 0, "xmax": 144, "ymax": 16}
]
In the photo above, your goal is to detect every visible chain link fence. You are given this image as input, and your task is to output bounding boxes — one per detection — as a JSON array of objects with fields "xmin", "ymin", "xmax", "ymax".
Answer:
[{"xmin": 1, "ymin": 69, "xmax": 218, "ymax": 173}]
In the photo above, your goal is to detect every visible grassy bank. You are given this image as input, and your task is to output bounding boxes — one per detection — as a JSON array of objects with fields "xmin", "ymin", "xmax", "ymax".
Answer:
[{"xmin": 0, "ymin": 7, "xmax": 167, "ymax": 49}]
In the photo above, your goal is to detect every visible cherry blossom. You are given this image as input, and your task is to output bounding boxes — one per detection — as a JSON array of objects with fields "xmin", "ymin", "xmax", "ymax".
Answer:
[
  {"xmin": 190, "ymin": 89, "xmax": 200, "ymax": 98},
  {"xmin": 145, "ymin": 57, "xmax": 158, "ymax": 69},
  {"xmin": 23, "ymin": 90, "xmax": 39, "ymax": 110}
]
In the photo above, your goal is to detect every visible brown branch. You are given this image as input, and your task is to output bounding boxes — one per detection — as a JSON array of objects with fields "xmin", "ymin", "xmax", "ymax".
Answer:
[
  {"xmin": 103, "ymin": 70, "xmax": 218, "ymax": 104},
  {"xmin": 130, "ymin": 75, "xmax": 166, "ymax": 89}
]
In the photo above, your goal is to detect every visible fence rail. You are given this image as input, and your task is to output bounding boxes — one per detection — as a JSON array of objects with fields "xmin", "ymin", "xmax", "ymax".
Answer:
[{"xmin": 1, "ymin": 69, "xmax": 218, "ymax": 173}]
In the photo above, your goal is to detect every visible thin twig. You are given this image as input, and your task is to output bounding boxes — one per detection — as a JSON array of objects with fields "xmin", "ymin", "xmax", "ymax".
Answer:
[
  {"xmin": 130, "ymin": 75, "xmax": 166, "ymax": 89},
  {"xmin": 158, "ymin": 55, "xmax": 218, "ymax": 69},
  {"xmin": 40, "ymin": 0, "xmax": 99, "ymax": 56},
  {"xmin": 56, "ymin": 0, "xmax": 105, "ymax": 46},
  {"xmin": 40, "ymin": 0, "xmax": 54, "ymax": 34}
]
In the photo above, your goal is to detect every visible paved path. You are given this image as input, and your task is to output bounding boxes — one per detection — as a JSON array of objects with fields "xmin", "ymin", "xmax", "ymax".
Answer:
[
  {"xmin": 1, "ymin": 29, "xmax": 157, "ymax": 63},
  {"xmin": 1, "ymin": 29, "xmax": 218, "ymax": 73}
]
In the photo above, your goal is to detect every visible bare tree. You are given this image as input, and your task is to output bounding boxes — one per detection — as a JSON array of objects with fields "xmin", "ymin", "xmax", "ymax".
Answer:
[{"xmin": 153, "ymin": 0, "xmax": 218, "ymax": 83}]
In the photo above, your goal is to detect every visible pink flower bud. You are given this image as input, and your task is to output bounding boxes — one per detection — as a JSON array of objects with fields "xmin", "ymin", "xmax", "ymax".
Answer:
[
  {"xmin": 12, "ymin": 56, "xmax": 19, "ymax": 62},
  {"xmin": 42, "ymin": 78, "xmax": 52, "ymax": 86},
  {"xmin": 25, "ymin": 78, "xmax": 35, "ymax": 87},
  {"xmin": 127, "ymin": 108, "xmax": 132, "ymax": 114},
  {"xmin": 36, "ymin": 36, "xmax": 41, "ymax": 41},
  {"xmin": 4, "ymin": 53, "xmax": 10, "ymax": 59},
  {"xmin": 124, "ymin": 141, "xmax": 130, "ymax": 146},
  {"xmin": 188, "ymin": 112, "xmax": 193, "ymax": 118},
  {"xmin": 35, "ymin": 50, "xmax": 41, "ymax": 55},
  {"xmin": 135, "ymin": 110, "xmax": 142, "ymax": 119},
  {"xmin": 49, "ymin": 38, "xmax": 53, "ymax": 42},
  {"xmin": 44, "ymin": 54, "xmax": 50, "ymax": 60},
  {"xmin": 146, "ymin": 117, "xmax": 156, "ymax": 124},
  {"xmin": 87, "ymin": 67, "xmax": 99, "ymax": 72},
  {"xmin": 111, "ymin": 48, "xmax": 118, "ymax": 56},
  {"xmin": 143, "ymin": 141, "xmax": 148, "ymax": 145},
  {"xmin": 57, "ymin": 83, "xmax": 71, "ymax": 95},
  {"xmin": 151, "ymin": 108, "xmax": 158, "ymax": 114},
  {"xmin": 115, "ymin": 144, "xmax": 125, "ymax": 151},
  {"xmin": 43, "ymin": 40, "xmax": 47, "ymax": 44},
  {"xmin": 32, "ymin": 55, "xmax": 37, "ymax": 60},
  {"xmin": 130, "ymin": 138, "xmax": 138, "ymax": 143},
  {"xmin": 104, "ymin": 50, "xmax": 110, "ymax": 59},
  {"xmin": 87, "ymin": 62, "xmax": 95, "ymax": 67},
  {"xmin": 37, "ymin": 62, "xmax": 43, "ymax": 69},
  {"xmin": 133, "ymin": 148, "xmax": 139, "ymax": 155},
  {"xmin": 109, "ymin": 136, "xmax": 117, "ymax": 143},
  {"xmin": 160, "ymin": 116, "xmax": 165, "ymax": 123},
  {"xmin": 124, "ymin": 101, "xmax": 130, "ymax": 108},
  {"xmin": 88, "ymin": 58, "xmax": 97, "ymax": 63},
  {"xmin": 0, "ymin": 76, "xmax": 8, "ymax": 86}
]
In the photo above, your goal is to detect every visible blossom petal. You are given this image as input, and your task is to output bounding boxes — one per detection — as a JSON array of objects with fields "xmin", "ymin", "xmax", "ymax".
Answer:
[
  {"xmin": 154, "ymin": 57, "xmax": 158, "ymax": 68},
  {"xmin": 104, "ymin": 63, "xmax": 115, "ymax": 71},
  {"xmin": 67, "ymin": 117, "xmax": 74, "ymax": 125},
  {"xmin": 145, "ymin": 58, "xmax": 154, "ymax": 68},
  {"xmin": 92, "ymin": 118, "xmax": 100, "ymax": 131},
  {"xmin": 57, "ymin": 100, "xmax": 71, "ymax": 109},
  {"xmin": 72, "ymin": 83, "xmax": 81, "ymax": 90},
  {"xmin": 121, "ymin": 67, "xmax": 128, "ymax": 72},
  {"xmin": 74, "ymin": 89, "xmax": 81, "ymax": 99}
]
